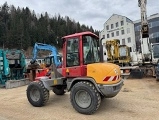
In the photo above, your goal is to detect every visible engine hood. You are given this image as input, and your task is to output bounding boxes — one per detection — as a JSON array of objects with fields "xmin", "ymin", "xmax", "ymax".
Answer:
[{"xmin": 87, "ymin": 63, "xmax": 121, "ymax": 84}]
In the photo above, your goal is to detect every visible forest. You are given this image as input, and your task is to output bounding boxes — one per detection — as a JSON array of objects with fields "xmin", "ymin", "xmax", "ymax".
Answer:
[{"xmin": 0, "ymin": 2, "xmax": 99, "ymax": 56}]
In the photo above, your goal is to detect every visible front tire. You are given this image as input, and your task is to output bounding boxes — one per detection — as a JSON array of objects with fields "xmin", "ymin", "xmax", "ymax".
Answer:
[
  {"xmin": 70, "ymin": 81, "xmax": 101, "ymax": 115},
  {"xmin": 26, "ymin": 81, "xmax": 49, "ymax": 107}
]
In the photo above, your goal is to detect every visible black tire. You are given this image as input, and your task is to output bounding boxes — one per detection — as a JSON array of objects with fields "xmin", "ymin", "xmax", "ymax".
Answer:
[
  {"xmin": 26, "ymin": 81, "xmax": 49, "ymax": 107},
  {"xmin": 70, "ymin": 81, "xmax": 101, "ymax": 115},
  {"xmin": 52, "ymin": 86, "xmax": 66, "ymax": 95},
  {"xmin": 156, "ymin": 77, "xmax": 159, "ymax": 81},
  {"xmin": 100, "ymin": 94, "xmax": 105, "ymax": 100}
]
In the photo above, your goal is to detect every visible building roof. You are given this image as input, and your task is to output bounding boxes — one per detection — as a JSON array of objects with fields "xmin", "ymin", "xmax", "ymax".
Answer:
[
  {"xmin": 104, "ymin": 14, "xmax": 133, "ymax": 24},
  {"xmin": 100, "ymin": 14, "xmax": 133, "ymax": 32}
]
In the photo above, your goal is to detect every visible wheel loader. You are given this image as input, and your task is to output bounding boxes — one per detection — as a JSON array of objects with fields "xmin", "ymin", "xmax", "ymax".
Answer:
[
  {"xmin": 26, "ymin": 31, "xmax": 124, "ymax": 115},
  {"xmin": 105, "ymin": 39, "xmax": 131, "ymax": 66}
]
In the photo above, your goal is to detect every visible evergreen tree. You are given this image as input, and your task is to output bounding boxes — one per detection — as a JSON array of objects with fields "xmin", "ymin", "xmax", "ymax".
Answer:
[{"xmin": 0, "ymin": 2, "xmax": 99, "ymax": 51}]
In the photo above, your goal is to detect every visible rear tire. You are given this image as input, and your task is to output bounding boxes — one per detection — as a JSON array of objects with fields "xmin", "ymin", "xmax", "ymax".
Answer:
[
  {"xmin": 156, "ymin": 76, "xmax": 159, "ymax": 81},
  {"xmin": 70, "ymin": 81, "xmax": 101, "ymax": 115},
  {"xmin": 53, "ymin": 86, "xmax": 66, "ymax": 95},
  {"xmin": 26, "ymin": 81, "xmax": 49, "ymax": 107}
]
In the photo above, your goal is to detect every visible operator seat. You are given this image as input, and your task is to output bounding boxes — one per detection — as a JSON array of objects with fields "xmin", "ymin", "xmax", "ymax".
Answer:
[{"xmin": 85, "ymin": 48, "xmax": 94, "ymax": 64}]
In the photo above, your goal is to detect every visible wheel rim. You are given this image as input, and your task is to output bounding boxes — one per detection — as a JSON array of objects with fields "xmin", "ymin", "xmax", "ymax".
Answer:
[
  {"xmin": 30, "ymin": 88, "xmax": 40, "ymax": 102},
  {"xmin": 146, "ymin": 69, "xmax": 153, "ymax": 76},
  {"xmin": 75, "ymin": 90, "xmax": 91, "ymax": 108}
]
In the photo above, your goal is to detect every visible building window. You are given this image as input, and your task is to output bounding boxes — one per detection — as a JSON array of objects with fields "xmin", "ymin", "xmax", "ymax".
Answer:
[
  {"xmin": 116, "ymin": 22, "xmax": 119, "ymax": 27},
  {"xmin": 127, "ymin": 37, "xmax": 131, "ymax": 43},
  {"xmin": 121, "ymin": 21, "xmax": 124, "ymax": 26},
  {"xmin": 116, "ymin": 31, "xmax": 119, "ymax": 36},
  {"xmin": 122, "ymin": 39, "xmax": 125, "ymax": 45},
  {"xmin": 111, "ymin": 24, "xmax": 114, "ymax": 29},
  {"xmin": 149, "ymin": 23, "xmax": 152, "ymax": 28},
  {"xmin": 106, "ymin": 25, "xmax": 109, "ymax": 30},
  {"xmin": 121, "ymin": 30, "xmax": 124, "ymax": 35},
  {"xmin": 134, "ymin": 25, "xmax": 141, "ymax": 31},
  {"xmin": 111, "ymin": 32, "xmax": 114, "ymax": 37},
  {"xmin": 127, "ymin": 28, "xmax": 130, "ymax": 33},
  {"xmin": 107, "ymin": 34, "xmax": 109, "ymax": 38},
  {"xmin": 151, "ymin": 21, "xmax": 159, "ymax": 28},
  {"xmin": 150, "ymin": 32, "xmax": 159, "ymax": 38},
  {"xmin": 103, "ymin": 35, "xmax": 105, "ymax": 39}
]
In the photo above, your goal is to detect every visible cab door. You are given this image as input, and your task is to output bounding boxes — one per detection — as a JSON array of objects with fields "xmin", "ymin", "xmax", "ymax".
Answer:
[{"xmin": 64, "ymin": 37, "xmax": 82, "ymax": 77}]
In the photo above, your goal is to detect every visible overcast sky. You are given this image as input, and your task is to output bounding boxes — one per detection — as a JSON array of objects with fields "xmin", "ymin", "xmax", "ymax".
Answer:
[{"xmin": 0, "ymin": 0, "xmax": 159, "ymax": 30}]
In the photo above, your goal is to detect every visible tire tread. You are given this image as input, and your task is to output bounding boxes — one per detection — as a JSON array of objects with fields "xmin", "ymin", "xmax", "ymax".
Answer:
[{"xmin": 70, "ymin": 81, "xmax": 101, "ymax": 115}]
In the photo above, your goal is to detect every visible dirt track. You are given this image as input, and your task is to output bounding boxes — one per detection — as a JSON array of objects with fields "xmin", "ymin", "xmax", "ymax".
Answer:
[{"xmin": 0, "ymin": 78, "xmax": 159, "ymax": 120}]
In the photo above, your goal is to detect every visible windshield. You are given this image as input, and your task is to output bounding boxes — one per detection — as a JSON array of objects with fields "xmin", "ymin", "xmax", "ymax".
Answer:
[
  {"xmin": 83, "ymin": 35, "xmax": 100, "ymax": 64},
  {"xmin": 44, "ymin": 55, "xmax": 62, "ymax": 66},
  {"xmin": 119, "ymin": 47, "xmax": 127, "ymax": 57},
  {"xmin": 152, "ymin": 44, "xmax": 159, "ymax": 58},
  {"xmin": 45, "ymin": 57, "xmax": 51, "ymax": 65}
]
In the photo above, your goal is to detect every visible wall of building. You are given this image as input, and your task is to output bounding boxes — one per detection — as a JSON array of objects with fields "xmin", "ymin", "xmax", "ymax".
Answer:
[
  {"xmin": 134, "ymin": 13, "xmax": 159, "ymax": 53},
  {"xmin": 100, "ymin": 14, "xmax": 137, "ymax": 61}
]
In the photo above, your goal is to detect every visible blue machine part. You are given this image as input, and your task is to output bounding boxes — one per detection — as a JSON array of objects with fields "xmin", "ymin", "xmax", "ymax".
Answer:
[
  {"xmin": 0, "ymin": 49, "xmax": 26, "ymax": 86},
  {"xmin": 0, "ymin": 50, "xmax": 10, "ymax": 75},
  {"xmin": 31, "ymin": 43, "xmax": 61, "ymax": 67}
]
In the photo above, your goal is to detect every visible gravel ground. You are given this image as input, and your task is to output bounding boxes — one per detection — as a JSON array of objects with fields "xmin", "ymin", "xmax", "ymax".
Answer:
[{"xmin": 0, "ymin": 78, "xmax": 159, "ymax": 120}]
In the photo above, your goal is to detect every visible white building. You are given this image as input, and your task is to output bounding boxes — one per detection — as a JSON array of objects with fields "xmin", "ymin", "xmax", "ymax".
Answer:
[{"xmin": 99, "ymin": 14, "xmax": 137, "ymax": 62}]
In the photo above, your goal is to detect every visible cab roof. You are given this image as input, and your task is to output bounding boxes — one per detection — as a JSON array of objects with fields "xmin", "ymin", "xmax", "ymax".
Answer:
[{"xmin": 62, "ymin": 31, "xmax": 99, "ymax": 39}]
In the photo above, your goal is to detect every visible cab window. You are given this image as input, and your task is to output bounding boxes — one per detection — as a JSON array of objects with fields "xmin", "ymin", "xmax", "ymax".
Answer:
[
  {"xmin": 66, "ymin": 38, "xmax": 80, "ymax": 67},
  {"xmin": 82, "ymin": 36, "xmax": 100, "ymax": 64}
]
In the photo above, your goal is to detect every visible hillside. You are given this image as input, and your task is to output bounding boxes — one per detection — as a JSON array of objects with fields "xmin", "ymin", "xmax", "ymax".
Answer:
[{"xmin": 0, "ymin": 2, "xmax": 99, "ymax": 57}]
